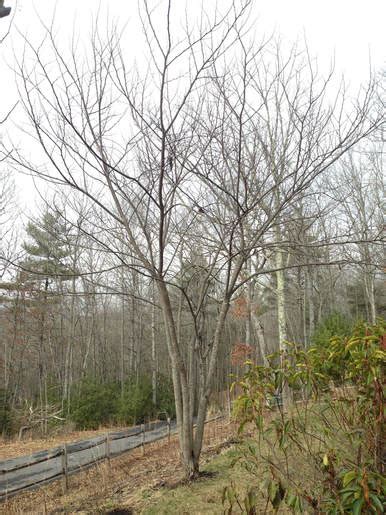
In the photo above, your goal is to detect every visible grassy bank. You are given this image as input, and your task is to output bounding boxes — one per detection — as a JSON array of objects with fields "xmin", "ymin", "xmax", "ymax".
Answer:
[{"xmin": 138, "ymin": 443, "xmax": 274, "ymax": 514}]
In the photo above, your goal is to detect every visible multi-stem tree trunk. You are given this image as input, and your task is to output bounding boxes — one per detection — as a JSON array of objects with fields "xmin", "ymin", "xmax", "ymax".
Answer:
[{"xmin": 156, "ymin": 276, "xmax": 232, "ymax": 478}]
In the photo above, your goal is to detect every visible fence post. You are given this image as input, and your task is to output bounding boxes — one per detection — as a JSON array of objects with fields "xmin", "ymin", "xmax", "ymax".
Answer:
[
  {"xmin": 167, "ymin": 417, "xmax": 171, "ymax": 444},
  {"xmin": 61, "ymin": 443, "xmax": 68, "ymax": 492},
  {"xmin": 105, "ymin": 433, "xmax": 111, "ymax": 467},
  {"xmin": 141, "ymin": 424, "xmax": 145, "ymax": 455}
]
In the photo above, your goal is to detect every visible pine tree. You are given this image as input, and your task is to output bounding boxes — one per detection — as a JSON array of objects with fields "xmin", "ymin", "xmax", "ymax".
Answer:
[
  {"xmin": 0, "ymin": 211, "xmax": 76, "ymax": 432},
  {"xmin": 22, "ymin": 211, "xmax": 73, "ymax": 280},
  {"xmin": 22, "ymin": 211, "xmax": 76, "ymax": 430}
]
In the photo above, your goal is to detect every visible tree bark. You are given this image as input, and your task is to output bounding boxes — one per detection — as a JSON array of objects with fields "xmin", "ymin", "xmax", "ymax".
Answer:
[{"xmin": 275, "ymin": 245, "xmax": 291, "ymax": 410}]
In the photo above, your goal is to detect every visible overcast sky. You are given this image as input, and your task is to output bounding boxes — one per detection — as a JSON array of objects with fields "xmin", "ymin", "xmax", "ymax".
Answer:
[{"xmin": 0, "ymin": 0, "xmax": 385, "ymax": 214}]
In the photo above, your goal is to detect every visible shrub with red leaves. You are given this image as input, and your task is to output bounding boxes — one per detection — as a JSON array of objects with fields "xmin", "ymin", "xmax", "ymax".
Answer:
[{"xmin": 231, "ymin": 342, "xmax": 253, "ymax": 366}]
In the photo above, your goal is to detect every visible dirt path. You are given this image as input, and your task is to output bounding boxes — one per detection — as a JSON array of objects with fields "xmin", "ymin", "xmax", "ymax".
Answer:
[{"xmin": 1, "ymin": 418, "xmax": 236, "ymax": 514}]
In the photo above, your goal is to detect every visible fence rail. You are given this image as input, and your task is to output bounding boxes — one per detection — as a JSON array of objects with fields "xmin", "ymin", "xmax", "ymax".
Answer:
[{"xmin": 0, "ymin": 415, "xmax": 223, "ymax": 501}]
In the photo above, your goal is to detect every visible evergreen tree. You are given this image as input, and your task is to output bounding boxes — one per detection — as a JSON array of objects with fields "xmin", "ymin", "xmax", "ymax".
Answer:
[
  {"xmin": 0, "ymin": 211, "xmax": 76, "ymax": 432},
  {"xmin": 22, "ymin": 211, "xmax": 74, "ymax": 282},
  {"xmin": 22, "ymin": 211, "xmax": 76, "ymax": 429}
]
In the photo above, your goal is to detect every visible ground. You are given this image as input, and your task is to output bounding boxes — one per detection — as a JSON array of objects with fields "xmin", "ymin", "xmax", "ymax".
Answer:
[
  {"xmin": 1, "ymin": 418, "xmax": 257, "ymax": 514},
  {"xmin": 137, "ymin": 443, "xmax": 281, "ymax": 514}
]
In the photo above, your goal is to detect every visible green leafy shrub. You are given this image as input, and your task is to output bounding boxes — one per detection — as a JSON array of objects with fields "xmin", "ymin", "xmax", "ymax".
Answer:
[
  {"xmin": 229, "ymin": 319, "xmax": 386, "ymax": 514},
  {"xmin": 2, "ymin": 373, "xmax": 176, "ymax": 434},
  {"xmin": 116, "ymin": 375, "xmax": 176, "ymax": 424},
  {"xmin": 0, "ymin": 389, "xmax": 11, "ymax": 435},
  {"xmin": 116, "ymin": 377, "xmax": 153, "ymax": 425},
  {"xmin": 69, "ymin": 375, "xmax": 176, "ymax": 429},
  {"xmin": 312, "ymin": 311, "xmax": 352, "ymax": 348},
  {"xmin": 69, "ymin": 378, "xmax": 120, "ymax": 429},
  {"xmin": 311, "ymin": 312, "xmax": 354, "ymax": 381},
  {"xmin": 156, "ymin": 375, "xmax": 176, "ymax": 419}
]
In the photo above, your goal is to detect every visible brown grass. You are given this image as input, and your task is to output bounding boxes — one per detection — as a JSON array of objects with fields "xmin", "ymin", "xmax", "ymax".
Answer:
[
  {"xmin": 0, "ymin": 426, "xmax": 130, "ymax": 461},
  {"xmin": 0, "ymin": 418, "xmax": 236, "ymax": 514}
]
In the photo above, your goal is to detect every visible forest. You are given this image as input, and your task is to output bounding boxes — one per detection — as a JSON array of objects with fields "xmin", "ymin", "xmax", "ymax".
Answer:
[{"xmin": 0, "ymin": 0, "xmax": 385, "ymax": 512}]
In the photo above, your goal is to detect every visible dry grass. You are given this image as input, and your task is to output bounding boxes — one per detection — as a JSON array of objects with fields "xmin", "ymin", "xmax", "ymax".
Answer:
[
  {"xmin": 0, "ymin": 426, "xmax": 129, "ymax": 461},
  {"xmin": 0, "ymin": 418, "xmax": 236, "ymax": 514}
]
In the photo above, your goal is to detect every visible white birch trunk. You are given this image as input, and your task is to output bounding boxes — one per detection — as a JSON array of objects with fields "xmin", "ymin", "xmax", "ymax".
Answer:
[{"xmin": 275, "ymin": 244, "xmax": 291, "ymax": 410}]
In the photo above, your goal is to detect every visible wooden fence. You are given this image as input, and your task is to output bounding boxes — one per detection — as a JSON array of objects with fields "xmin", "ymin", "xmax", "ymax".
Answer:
[{"xmin": 0, "ymin": 415, "xmax": 223, "ymax": 501}]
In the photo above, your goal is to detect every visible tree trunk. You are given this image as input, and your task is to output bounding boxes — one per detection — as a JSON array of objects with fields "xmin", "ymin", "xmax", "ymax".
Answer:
[
  {"xmin": 364, "ymin": 268, "xmax": 376, "ymax": 324},
  {"xmin": 151, "ymin": 283, "xmax": 157, "ymax": 406},
  {"xmin": 38, "ymin": 277, "xmax": 49, "ymax": 434},
  {"xmin": 157, "ymin": 281, "xmax": 196, "ymax": 478},
  {"xmin": 192, "ymin": 297, "xmax": 231, "ymax": 477},
  {"xmin": 251, "ymin": 311, "xmax": 269, "ymax": 366},
  {"xmin": 275, "ymin": 246, "xmax": 291, "ymax": 410},
  {"xmin": 120, "ymin": 289, "xmax": 125, "ymax": 395},
  {"xmin": 308, "ymin": 268, "xmax": 315, "ymax": 345}
]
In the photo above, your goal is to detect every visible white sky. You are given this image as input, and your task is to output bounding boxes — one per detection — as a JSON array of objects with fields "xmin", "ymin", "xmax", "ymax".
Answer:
[{"xmin": 0, "ymin": 0, "xmax": 385, "ymax": 215}]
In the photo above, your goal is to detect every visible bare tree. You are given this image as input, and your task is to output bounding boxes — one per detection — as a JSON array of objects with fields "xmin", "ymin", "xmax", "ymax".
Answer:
[
  {"xmin": 0, "ymin": 169, "xmax": 18, "ymax": 278},
  {"xmin": 9, "ymin": 0, "xmax": 381, "ymax": 476},
  {"xmin": 332, "ymin": 147, "xmax": 384, "ymax": 323}
]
